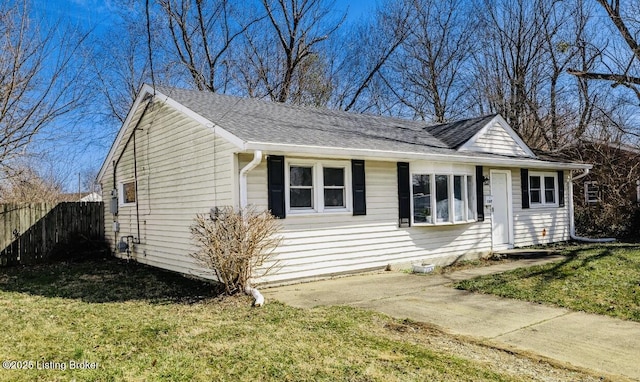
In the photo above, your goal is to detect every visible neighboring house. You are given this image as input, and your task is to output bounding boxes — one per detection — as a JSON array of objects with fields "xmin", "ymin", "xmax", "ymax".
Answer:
[
  {"xmin": 96, "ymin": 85, "xmax": 591, "ymax": 285},
  {"xmin": 568, "ymin": 139, "xmax": 640, "ymax": 238},
  {"xmin": 80, "ymin": 192, "xmax": 102, "ymax": 202},
  {"xmin": 58, "ymin": 191, "xmax": 103, "ymax": 202}
]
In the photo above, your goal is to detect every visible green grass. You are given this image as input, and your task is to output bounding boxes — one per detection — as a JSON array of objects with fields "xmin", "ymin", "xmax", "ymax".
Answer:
[
  {"xmin": 456, "ymin": 243, "xmax": 640, "ymax": 321},
  {"xmin": 0, "ymin": 258, "xmax": 541, "ymax": 382}
]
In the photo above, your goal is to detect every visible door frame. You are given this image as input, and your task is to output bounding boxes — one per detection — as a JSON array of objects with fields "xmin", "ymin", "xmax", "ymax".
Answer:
[{"xmin": 489, "ymin": 169, "xmax": 514, "ymax": 250}]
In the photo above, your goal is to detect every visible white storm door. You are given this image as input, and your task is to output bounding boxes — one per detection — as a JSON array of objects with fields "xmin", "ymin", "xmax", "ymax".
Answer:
[{"xmin": 490, "ymin": 170, "xmax": 513, "ymax": 249}]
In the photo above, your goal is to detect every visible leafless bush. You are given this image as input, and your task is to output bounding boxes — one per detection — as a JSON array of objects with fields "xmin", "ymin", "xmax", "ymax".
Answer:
[
  {"xmin": 190, "ymin": 206, "xmax": 281, "ymax": 295},
  {"xmin": 0, "ymin": 166, "xmax": 63, "ymax": 203}
]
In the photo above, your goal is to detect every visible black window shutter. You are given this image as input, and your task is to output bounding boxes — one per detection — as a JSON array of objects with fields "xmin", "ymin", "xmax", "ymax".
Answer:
[
  {"xmin": 267, "ymin": 155, "xmax": 286, "ymax": 218},
  {"xmin": 557, "ymin": 170, "xmax": 565, "ymax": 207},
  {"xmin": 352, "ymin": 160, "xmax": 366, "ymax": 216},
  {"xmin": 397, "ymin": 162, "xmax": 411, "ymax": 227},
  {"xmin": 475, "ymin": 166, "xmax": 484, "ymax": 221},
  {"xmin": 521, "ymin": 168, "xmax": 530, "ymax": 209}
]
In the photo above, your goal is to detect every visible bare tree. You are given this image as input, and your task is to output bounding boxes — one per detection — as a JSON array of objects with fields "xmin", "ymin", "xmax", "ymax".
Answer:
[
  {"xmin": 471, "ymin": 0, "xmax": 602, "ymax": 150},
  {"xmin": 156, "ymin": 0, "xmax": 258, "ymax": 93},
  {"xmin": 91, "ymin": 4, "xmax": 154, "ymax": 125},
  {"xmin": 0, "ymin": 0, "xmax": 90, "ymax": 175},
  {"xmin": 238, "ymin": 0, "xmax": 344, "ymax": 105},
  {"xmin": 330, "ymin": 1, "xmax": 411, "ymax": 113},
  {"xmin": 388, "ymin": 0, "xmax": 475, "ymax": 122},
  {"xmin": 568, "ymin": 0, "xmax": 640, "ymax": 101}
]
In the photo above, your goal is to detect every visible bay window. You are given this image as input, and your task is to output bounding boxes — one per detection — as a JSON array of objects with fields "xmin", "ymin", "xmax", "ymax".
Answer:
[{"xmin": 411, "ymin": 172, "xmax": 476, "ymax": 225}]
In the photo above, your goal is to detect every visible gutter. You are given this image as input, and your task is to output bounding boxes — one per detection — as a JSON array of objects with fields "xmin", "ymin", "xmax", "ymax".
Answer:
[
  {"xmin": 244, "ymin": 142, "xmax": 592, "ymax": 171},
  {"xmin": 568, "ymin": 168, "xmax": 616, "ymax": 243},
  {"xmin": 237, "ymin": 150, "xmax": 265, "ymax": 306}
]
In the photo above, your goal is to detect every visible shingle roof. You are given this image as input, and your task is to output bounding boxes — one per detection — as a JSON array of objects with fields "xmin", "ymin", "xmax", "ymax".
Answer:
[{"xmin": 155, "ymin": 86, "xmax": 495, "ymax": 155}]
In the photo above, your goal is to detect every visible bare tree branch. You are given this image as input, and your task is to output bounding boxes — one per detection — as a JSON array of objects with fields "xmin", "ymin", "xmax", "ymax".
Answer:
[
  {"xmin": 0, "ymin": 0, "xmax": 91, "ymax": 173},
  {"xmin": 567, "ymin": 69, "xmax": 640, "ymax": 85}
]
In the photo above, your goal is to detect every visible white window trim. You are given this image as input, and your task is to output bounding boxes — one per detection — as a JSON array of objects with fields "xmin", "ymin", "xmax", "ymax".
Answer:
[
  {"xmin": 118, "ymin": 179, "xmax": 137, "ymax": 207},
  {"xmin": 410, "ymin": 172, "xmax": 477, "ymax": 226},
  {"xmin": 285, "ymin": 159, "xmax": 352, "ymax": 215},
  {"xmin": 529, "ymin": 171, "xmax": 559, "ymax": 208}
]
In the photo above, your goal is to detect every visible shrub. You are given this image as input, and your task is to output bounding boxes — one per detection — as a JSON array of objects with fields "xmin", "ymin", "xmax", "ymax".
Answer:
[
  {"xmin": 190, "ymin": 206, "xmax": 281, "ymax": 295},
  {"xmin": 575, "ymin": 202, "xmax": 640, "ymax": 240}
]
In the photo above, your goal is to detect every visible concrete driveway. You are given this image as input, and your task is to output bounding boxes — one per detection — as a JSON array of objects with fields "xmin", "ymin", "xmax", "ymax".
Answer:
[{"xmin": 264, "ymin": 256, "xmax": 640, "ymax": 381}]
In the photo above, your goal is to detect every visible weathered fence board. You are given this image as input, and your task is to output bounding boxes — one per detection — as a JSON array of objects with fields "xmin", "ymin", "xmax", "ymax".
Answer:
[{"xmin": 0, "ymin": 202, "xmax": 104, "ymax": 266}]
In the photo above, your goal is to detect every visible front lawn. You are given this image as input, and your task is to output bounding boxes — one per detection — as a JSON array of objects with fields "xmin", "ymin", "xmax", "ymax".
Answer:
[
  {"xmin": 456, "ymin": 243, "xmax": 640, "ymax": 321},
  {"xmin": 0, "ymin": 257, "xmax": 589, "ymax": 382}
]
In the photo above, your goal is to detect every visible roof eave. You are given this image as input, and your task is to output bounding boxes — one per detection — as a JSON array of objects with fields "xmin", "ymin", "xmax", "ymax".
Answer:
[
  {"xmin": 96, "ymin": 83, "xmax": 156, "ymax": 183},
  {"xmin": 244, "ymin": 141, "xmax": 592, "ymax": 170},
  {"xmin": 96, "ymin": 85, "xmax": 247, "ymax": 184}
]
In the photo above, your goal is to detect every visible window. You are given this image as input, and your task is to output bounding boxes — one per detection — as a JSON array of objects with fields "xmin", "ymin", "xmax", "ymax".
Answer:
[
  {"xmin": 286, "ymin": 160, "xmax": 351, "ymax": 213},
  {"xmin": 411, "ymin": 173, "xmax": 475, "ymax": 225},
  {"xmin": 412, "ymin": 174, "xmax": 431, "ymax": 223},
  {"xmin": 323, "ymin": 168, "xmax": 345, "ymax": 208},
  {"xmin": 119, "ymin": 180, "xmax": 136, "ymax": 205},
  {"xmin": 435, "ymin": 175, "xmax": 449, "ymax": 222},
  {"xmin": 584, "ymin": 181, "xmax": 599, "ymax": 204},
  {"xmin": 290, "ymin": 166, "xmax": 313, "ymax": 209},
  {"xmin": 529, "ymin": 172, "xmax": 558, "ymax": 207},
  {"xmin": 466, "ymin": 175, "xmax": 475, "ymax": 220}
]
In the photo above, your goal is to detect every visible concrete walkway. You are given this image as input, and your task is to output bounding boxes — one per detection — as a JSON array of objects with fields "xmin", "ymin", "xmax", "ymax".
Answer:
[{"xmin": 264, "ymin": 255, "xmax": 640, "ymax": 381}]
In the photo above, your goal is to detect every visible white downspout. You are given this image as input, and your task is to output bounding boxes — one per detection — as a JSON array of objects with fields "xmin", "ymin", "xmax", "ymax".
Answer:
[
  {"xmin": 238, "ymin": 150, "xmax": 265, "ymax": 306},
  {"xmin": 239, "ymin": 150, "xmax": 262, "ymax": 208},
  {"xmin": 569, "ymin": 168, "xmax": 615, "ymax": 243}
]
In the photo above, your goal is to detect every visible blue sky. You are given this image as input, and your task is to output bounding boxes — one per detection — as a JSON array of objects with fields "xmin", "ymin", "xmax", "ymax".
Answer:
[
  {"xmin": 32, "ymin": 0, "xmax": 375, "ymax": 28},
  {"xmin": 25, "ymin": 0, "xmax": 376, "ymax": 190}
]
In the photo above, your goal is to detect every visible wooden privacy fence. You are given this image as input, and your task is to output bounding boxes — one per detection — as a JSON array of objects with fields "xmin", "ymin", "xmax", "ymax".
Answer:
[{"xmin": 0, "ymin": 202, "xmax": 104, "ymax": 266}]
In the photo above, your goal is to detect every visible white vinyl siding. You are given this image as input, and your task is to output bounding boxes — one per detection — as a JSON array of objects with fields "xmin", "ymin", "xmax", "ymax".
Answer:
[
  {"xmin": 467, "ymin": 122, "xmax": 529, "ymax": 157},
  {"xmin": 246, "ymin": 160, "xmax": 493, "ymax": 284},
  {"xmin": 511, "ymin": 168, "xmax": 569, "ymax": 246},
  {"xmin": 101, "ymin": 101, "xmax": 236, "ymax": 278}
]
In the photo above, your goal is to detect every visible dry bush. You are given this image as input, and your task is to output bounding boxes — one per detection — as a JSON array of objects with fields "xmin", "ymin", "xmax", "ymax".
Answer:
[
  {"xmin": 190, "ymin": 206, "xmax": 281, "ymax": 295},
  {"xmin": 0, "ymin": 166, "xmax": 63, "ymax": 203}
]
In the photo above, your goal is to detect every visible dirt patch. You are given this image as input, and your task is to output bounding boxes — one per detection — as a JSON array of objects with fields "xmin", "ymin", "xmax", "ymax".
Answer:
[{"xmin": 383, "ymin": 318, "xmax": 617, "ymax": 382}]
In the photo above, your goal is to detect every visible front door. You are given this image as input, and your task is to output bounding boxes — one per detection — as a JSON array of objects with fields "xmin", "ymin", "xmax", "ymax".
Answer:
[{"xmin": 490, "ymin": 170, "xmax": 512, "ymax": 250}]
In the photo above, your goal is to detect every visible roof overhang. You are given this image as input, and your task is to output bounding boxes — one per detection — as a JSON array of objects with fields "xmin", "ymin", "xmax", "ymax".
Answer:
[
  {"xmin": 244, "ymin": 141, "xmax": 592, "ymax": 170},
  {"xmin": 96, "ymin": 84, "xmax": 245, "ymax": 182}
]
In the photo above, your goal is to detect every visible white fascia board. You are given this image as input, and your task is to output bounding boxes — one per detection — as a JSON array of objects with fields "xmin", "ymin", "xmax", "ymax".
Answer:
[
  {"xmin": 97, "ymin": 84, "xmax": 155, "ymax": 182},
  {"xmin": 458, "ymin": 114, "xmax": 537, "ymax": 158},
  {"xmin": 243, "ymin": 141, "xmax": 592, "ymax": 170},
  {"xmin": 153, "ymin": 88, "xmax": 246, "ymax": 149}
]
